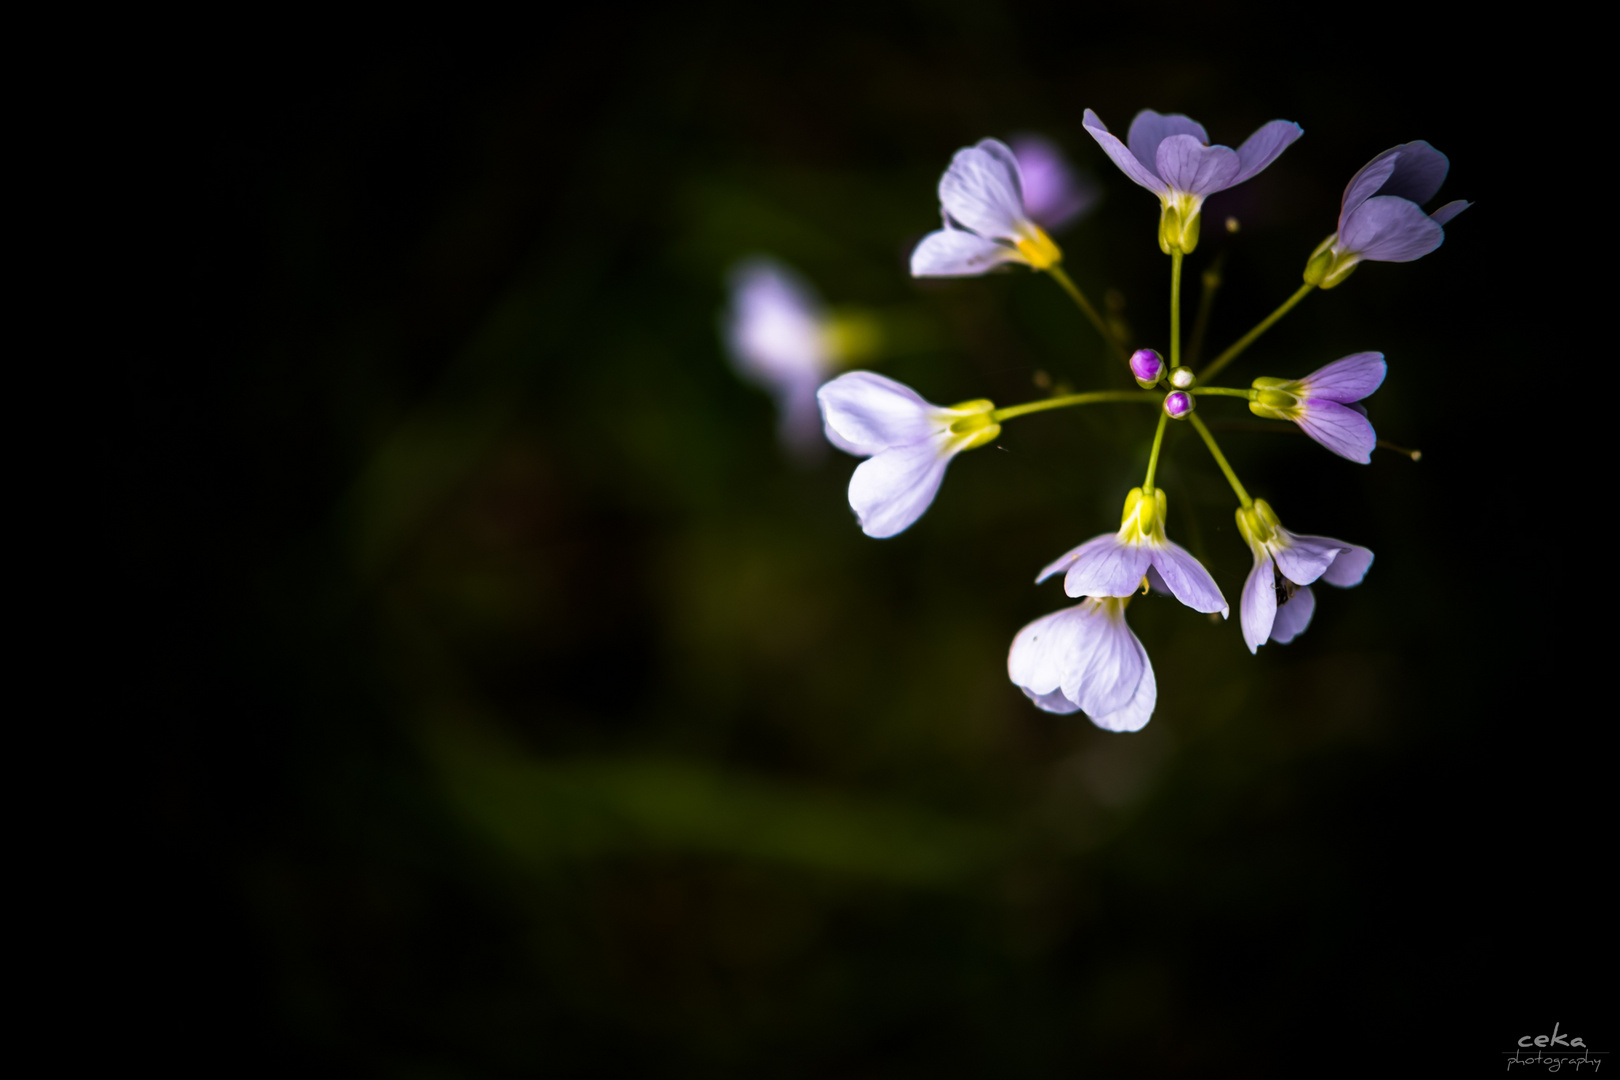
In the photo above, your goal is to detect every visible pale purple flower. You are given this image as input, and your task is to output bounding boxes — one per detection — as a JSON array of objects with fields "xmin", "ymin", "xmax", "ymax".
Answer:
[
  {"xmin": 1037, "ymin": 487, "xmax": 1228, "ymax": 617},
  {"xmin": 1007, "ymin": 597, "xmax": 1156, "ymax": 730},
  {"xmin": 1235, "ymin": 499, "xmax": 1373, "ymax": 654},
  {"xmin": 911, "ymin": 138, "xmax": 1065, "ymax": 277},
  {"xmin": 1306, "ymin": 141, "xmax": 1470, "ymax": 288},
  {"xmin": 1249, "ymin": 352, "xmax": 1387, "ymax": 464},
  {"xmin": 1008, "ymin": 134, "xmax": 1097, "ymax": 232},
  {"xmin": 1082, "ymin": 108, "xmax": 1301, "ymax": 254},
  {"xmin": 817, "ymin": 371, "xmax": 999, "ymax": 538},
  {"xmin": 722, "ymin": 258, "xmax": 838, "ymax": 458}
]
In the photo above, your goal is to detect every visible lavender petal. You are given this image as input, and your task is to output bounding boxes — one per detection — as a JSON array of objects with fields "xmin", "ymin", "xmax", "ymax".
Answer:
[
  {"xmin": 1230, "ymin": 119, "xmax": 1303, "ymax": 186},
  {"xmin": 1320, "ymin": 544, "xmax": 1374, "ymax": 587},
  {"xmin": 1083, "ymin": 109, "xmax": 1169, "ymax": 195},
  {"xmin": 1090, "ymin": 637, "xmax": 1155, "ymax": 733},
  {"xmin": 1339, "ymin": 147, "xmax": 1402, "ymax": 224},
  {"xmin": 1150, "ymin": 541, "xmax": 1229, "ymax": 616},
  {"xmin": 818, "ymin": 371, "xmax": 941, "ymax": 453},
  {"xmin": 1268, "ymin": 584, "xmax": 1316, "ymax": 644},
  {"xmin": 1295, "ymin": 400, "xmax": 1377, "ymax": 464},
  {"xmin": 1298, "ymin": 351, "xmax": 1386, "ymax": 404},
  {"xmin": 1339, "ymin": 196, "xmax": 1445, "ymax": 263},
  {"xmin": 847, "ymin": 434, "xmax": 955, "ymax": 538},
  {"xmin": 1239, "ymin": 556, "xmax": 1276, "ymax": 655},
  {"xmin": 1377, "ymin": 140, "xmax": 1449, "ymax": 206},
  {"xmin": 1023, "ymin": 686, "xmax": 1083, "ymax": 715},
  {"xmin": 1062, "ymin": 536, "xmax": 1153, "ymax": 599},
  {"xmin": 939, "ymin": 144, "xmax": 1028, "ymax": 241},
  {"xmin": 1065, "ymin": 604, "xmax": 1146, "ymax": 719},
  {"xmin": 910, "ymin": 228, "xmax": 1021, "ymax": 277},
  {"xmin": 1155, "ymin": 135, "xmax": 1241, "ymax": 196},
  {"xmin": 1272, "ymin": 533, "xmax": 1349, "ymax": 587},
  {"xmin": 1430, "ymin": 199, "xmax": 1470, "ymax": 227},
  {"xmin": 1126, "ymin": 110, "xmax": 1209, "ymax": 175}
]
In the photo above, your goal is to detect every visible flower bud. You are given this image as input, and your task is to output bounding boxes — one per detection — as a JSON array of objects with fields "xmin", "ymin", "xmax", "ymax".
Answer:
[
  {"xmin": 1129, "ymin": 348, "xmax": 1166, "ymax": 388},
  {"xmin": 1163, "ymin": 390, "xmax": 1194, "ymax": 420},
  {"xmin": 1168, "ymin": 366, "xmax": 1194, "ymax": 389}
]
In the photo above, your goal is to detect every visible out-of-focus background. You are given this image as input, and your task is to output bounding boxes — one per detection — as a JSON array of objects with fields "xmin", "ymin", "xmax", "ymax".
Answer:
[{"xmin": 136, "ymin": 7, "xmax": 1608, "ymax": 1075}]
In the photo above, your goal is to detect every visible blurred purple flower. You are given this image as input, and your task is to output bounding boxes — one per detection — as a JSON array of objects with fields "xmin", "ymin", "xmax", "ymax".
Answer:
[
  {"xmin": 817, "ymin": 371, "xmax": 999, "ymax": 538},
  {"xmin": 1249, "ymin": 352, "xmax": 1386, "ymax": 464},
  {"xmin": 1307, "ymin": 142, "xmax": 1470, "ymax": 287},
  {"xmin": 1082, "ymin": 108, "xmax": 1301, "ymax": 253},
  {"xmin": 911, "ymin": 138, "xmax": 1064, "ymax": 277},
  {"xmin": 1236, "ymin": 499, "xmax": 1373, "ymax": 653},
  {"xmin": 722, "ymin": 258, "xmax": 836, "ymax": 459},
  {"xmin": 1008, "ymin": 597, "xmax": 1156, "ymax": 730},
  {"xmin": 1037, "ymin": 487, "xmax": 1228, "ymax": 618},
  {"xmin": 1008, "ymin": 134, "xmax": 1097, "ymax": 232}
]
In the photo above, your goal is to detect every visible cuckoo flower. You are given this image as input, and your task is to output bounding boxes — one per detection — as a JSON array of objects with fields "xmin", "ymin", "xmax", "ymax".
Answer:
[
  {"xmin": 1008, "ymin": 597, "xmax": 1156, "ymax": 730},
  {"xmin": 911, "ymin": 138, "xmax": 1064, "ymax": 277},
  {"xmin": 723, "ymin": 258, "xmax": 876, "ymax": 459},
  {"xmin": 1037, "ymin": 487, "xmax": 1228, "ymax": 617},
  {"xmin": 1305, "ymin": 142, "xmax": 1470, "ymax": 288},
  {"xmin": 1008, "ymin": 134, "xmax": 1097, "ymax": 232},
  {"xmin": 1082, "ymin": 108, "xmax": 1301, "ymax": 254},
  {"xmin": 1235, "ymin": 500, "xmax": 1373, "ymax": 653},
  {"xmin": 818, "ymin": 371, "xmax": 999, "ymax": 538},
  {"xmin": 1249, "ymin": 351, "xmax": 1387, "ymax": 464}
]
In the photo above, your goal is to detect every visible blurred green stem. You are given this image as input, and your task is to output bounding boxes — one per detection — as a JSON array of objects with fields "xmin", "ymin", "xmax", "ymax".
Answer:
[
  {"xmin": 1047, "ymin": 266, "xmax": 1129, "ymax": 362},
  {"xmin": 1200, "ymin": 283, "xmax": 1315, "ymax": 382}
]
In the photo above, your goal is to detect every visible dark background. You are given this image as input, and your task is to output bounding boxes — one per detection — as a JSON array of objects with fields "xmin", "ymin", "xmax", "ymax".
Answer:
[{"xmin": 133, "ymin": 6, "xmax": 1609, "ymax": 1076}]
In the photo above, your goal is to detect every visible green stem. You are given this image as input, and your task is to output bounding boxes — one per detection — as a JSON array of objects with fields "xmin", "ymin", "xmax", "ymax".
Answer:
[
  {"xmin": 1169, "ymin": 249, "xmax": 1183, "ymax": 370},
  {"xmin": 990, "ymin": 390, "xmax": 1157, "ymax": 423},
  {"xmin": 1199, "ymin": 282, "xmax": 1315, "ymax": 383},
  {"xmin": 1142, "ymin": 411, "xmax": 1170, "ymax": 494},
  {"xmin": 1189, "ymin": 386, "xmax": 1254, "ymax": 400},
  {"xmin": 1188, "ymin": 413, "xmax": 1251, "ymax": 508},
  {"xmin": 1047, "ymin": 265, "xmax": 1129, "ymax": 362},
  {"xmin": 1186, "ymin": 254, "xmax": 1223, "ymax": 368}
]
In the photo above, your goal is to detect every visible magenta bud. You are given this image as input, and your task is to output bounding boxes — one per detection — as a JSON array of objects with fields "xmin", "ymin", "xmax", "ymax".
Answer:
[
  {"xmin": 1130, "ymin": 348, "xmax": 1166, "ymax": 388},
  {"xmin": 1163, "ymin": 390, "xmax": 1194, "ymax": 420}
]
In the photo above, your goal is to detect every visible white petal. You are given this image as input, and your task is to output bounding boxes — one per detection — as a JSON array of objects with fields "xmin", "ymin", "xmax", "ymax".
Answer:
[
  {"xmin": 1023, "ymin": 687, "xmax": 1082, "ymax": 715},
  {"xmin": 938, "ymin": 142, "xmax": 1029, "ymax": 241},
  {"xmin": 1065, "ymin": 603, "xmax": 1146, "ymax": 720},
  {"xmin": 1090, "ymin": 644, "xmax": 1155, "ymax": 733},
  {"xmin": 817, "ymin": 371, "xmax": 940, "ymax": 455},
  {"xmin": 1008, "ymin": 605, "xmax": 1090, "ymax": 697},
  {"xmin": 847, "ymin": 433, "xmax": 957, "ymax": 538},
  {"xmin": 910, "ymin": 229, "xmax": 1021, "ymax": 277}
]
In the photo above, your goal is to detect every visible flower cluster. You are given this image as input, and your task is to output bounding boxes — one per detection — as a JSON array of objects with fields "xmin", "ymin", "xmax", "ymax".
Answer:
[{"xmin": 725, "ymin": 109, "xmax": 1464, "ymax": 732}]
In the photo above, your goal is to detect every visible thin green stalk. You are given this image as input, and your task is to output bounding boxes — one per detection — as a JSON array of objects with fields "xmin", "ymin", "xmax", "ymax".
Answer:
[
  {"xmin": 1188, "ymin": 413, "xmax": 1251, "ymax": 507},
  {"xmin": 990, "ymin": 390, "xmax": 1157, "ymax": 423},
  {"xmin": 1188, "ymin": 386, "xmax": 1254, "ymax": 400},
  {"xmin": 1047, "ymin": 265, "xmax": 1129, "ymax": 362},
  {"xmin": 1142, "ymin": 411, "xmax": 1170, "ymax": 494},
  {"xmin": 1199, "ymin": 282, "xmax": 1315, "ymax": 383},
  {"xmin": 1186, "ymin": 254, "xmax": 1223, "ymax": 368},
  {"xmin": 1169, "ymin": 249, "xmax": 1184, "ymax": 370}
]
